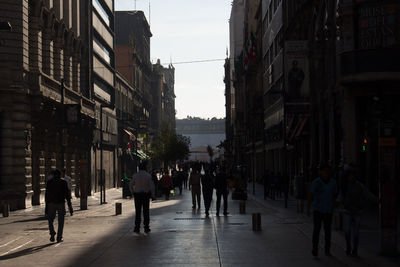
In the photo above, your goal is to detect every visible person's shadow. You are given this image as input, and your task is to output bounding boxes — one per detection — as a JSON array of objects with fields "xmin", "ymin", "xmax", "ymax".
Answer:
[{"xmin": 0, "ymin": 243, "xmax": 54, "ymax": 261}]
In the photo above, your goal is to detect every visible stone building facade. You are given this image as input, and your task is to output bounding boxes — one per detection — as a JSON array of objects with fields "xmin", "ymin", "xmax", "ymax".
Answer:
[
  {"xmin": 115, "ymin": 10, "xmax": 152, "ymax": 137},
  {"xmin": 151, "ymin": 60, "xmax": 176, "ymax": 136},
  {"xmin": 0, "ymin": 0, "xmax": 95, "ymax": 210}
]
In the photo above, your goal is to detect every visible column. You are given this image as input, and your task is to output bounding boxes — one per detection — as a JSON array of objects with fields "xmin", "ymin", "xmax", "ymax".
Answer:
[
  {"xmin": 54, "ymin": 36, "xmax": 64, "ymax": 81},
  {"xmin": 29, "ymin": 17, "xmax": 42, "ymax": 73},
  {"xmin": 42, "ymin": 26, "xmax": 52, "ymax": 76},
  {"xmin": 63, "ymin": 47, "xmax": 72, "ymax": 88},
  {"xmin": 72, "ymin": 52, "xmax": 80, "ymax": 92}
]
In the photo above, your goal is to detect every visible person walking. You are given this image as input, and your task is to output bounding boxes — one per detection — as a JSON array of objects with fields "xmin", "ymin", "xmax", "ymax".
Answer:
[
  {"xmin": 183, "ymin": 166, "xmax": 189, "ymax": 189},
  {"xmin": 308, "ymin": 165, "xmax": 338, "ymax": 257},
  {"xmin": 189, "ymin": 165, "xmax": 201, "ymax": 209},
  {"xmin": 130, "ymin": 162, "xmax": 154, "ymax": 234},
  {"xmin": 61, "ymin": 168, "xmax": 72, "ymax": 198},
  {"xmin": 340, "ymin": 164, "xmax": 377, "ymax": 257},
  {"xmin": 45, "ymin": 169, "xmax": 73, "ymax": 243},
  {"xmin": 160, "ymin": 170, "xmax": 172, "ymax": 200},
  {"xmin": 215, "ymin": 166, "xmax": 229, "ymax": 216},
  {"xmin": 151, "ymin": 171, "xmax": 159, "ymax": 200},
  {"xmin": 201, "ymin": 168, "xmax": 214, "ymax": 217},
  {"xmin": 176, "ymin": 169, "xmax": 185, "ymax": 195}
]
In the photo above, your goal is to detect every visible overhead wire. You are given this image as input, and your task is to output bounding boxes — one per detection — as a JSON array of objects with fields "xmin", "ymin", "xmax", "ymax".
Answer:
[{"xmin": 92, "ymin": 57, "xmax": 236, "ymax": 69}]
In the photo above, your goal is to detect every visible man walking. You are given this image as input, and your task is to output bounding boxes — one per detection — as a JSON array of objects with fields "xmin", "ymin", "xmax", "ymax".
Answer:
[
  {"xmin": 215, "ymin": 166, "xmax": 229, "ymax": 216},
  {"xmin": 340, "ymin": 164, "xmax": 377, "ymax": 257},
  {"xmin": 130, "ymin": 162, "xmax": 154, "ymax": 234},
  {"xmin": 201, "ymin": 168, "xmax": 214, "ymax": 217},
  {"xmin": 308, "ymin": 165, "xmax": 337, "ymax": 257},
  {"xmin": 61, "ymin": 168, "xmax": 72, "ymax": 198},
  {"xmin": 45, "ymin": 169, "xmax": 73, "ymax": 243},
  {"xmin": 189, "ymin": 165, "xmax": 201, "ymax": 209}
]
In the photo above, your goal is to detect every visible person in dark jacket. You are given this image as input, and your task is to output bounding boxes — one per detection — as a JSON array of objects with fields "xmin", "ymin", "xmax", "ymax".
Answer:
[
  {"xmin": 201, "ymin": 168, "xmax": 214, "ymax": 217},
  {"xmin": 340, "ymin": 164, "xmax": 377, "ymax": 257},
  {"xmin": 215, "ymin": 166, "xmax": 229, "ymax": 216},
  {"xmin": 45, "ymin": 169, "xmax": 73, "ymax": 243}
]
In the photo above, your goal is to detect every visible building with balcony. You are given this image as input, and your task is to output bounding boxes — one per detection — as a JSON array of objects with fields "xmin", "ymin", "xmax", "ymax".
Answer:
[
  {"xmin": 115, "ymin": 10, "xmax": 152, "ymax": 152},
  {"xmin": 151, "ymin": 60, "xmax": 176, "ymax": 136}
]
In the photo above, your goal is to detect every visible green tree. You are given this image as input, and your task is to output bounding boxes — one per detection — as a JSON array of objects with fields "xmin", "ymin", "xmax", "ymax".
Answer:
[{"xmin": 151, "ymin": 125, "xmax": 190, "ymax": 168}]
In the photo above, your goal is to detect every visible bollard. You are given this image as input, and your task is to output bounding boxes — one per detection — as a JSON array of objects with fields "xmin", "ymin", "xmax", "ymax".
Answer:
[
  {"xmin": 115, "ymin": 202, "xmax": 122, "ymax": 215},
  {"xmin": 239, "ymin": 201, "xmax": 246, "ymax": 214},
  {"xmin": 252, "ymin": 213, "xmax": 261, "ymax": 231},
  {"xmin": 3, "ymin": 203, "xmax": 10, "ymax": 217},
  {"xmin": 80, "ymin": 198, "xmax": 88, "ymax": 210}
]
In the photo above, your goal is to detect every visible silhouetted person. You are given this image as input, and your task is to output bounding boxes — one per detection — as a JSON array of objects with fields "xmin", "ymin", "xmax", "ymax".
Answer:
[
  {"xmin": 308, "ymin": 165, "xmax": 337, "ymax": 257},
  {"xmin": 215, "ymin": 166, "xmax": 229, "ymax": 216},
  {"xmin": 340, "ymin": 164, "xmax": 377, "ymax": 257},
  {"xmin": 161, "ymin": 170, "xmax": 172, "ymax": 200},
  {"xmin": 176, "ymin": 169, "xmax": 184, "ymax": 195},
  {"xmin": 201, "ymin": 168, "xmax": 214, "ymax": 217},
  {"xmin": 45, "ymin": 169, "xmax": 73, "ymax": 243},
  {"xmin": 130, "ymin": 162, "xmax": 154, "ymax": 233},
  {"xmin": 61, "ymin": 168, "xmax": 72, "ymax": 198},
  {"xmin": 151, "ymin": 171, "xmax": 159, "ymax": 200},
  {"xmin": 189, "ymin": 166, "xmax": 201, "ymax": 209}
]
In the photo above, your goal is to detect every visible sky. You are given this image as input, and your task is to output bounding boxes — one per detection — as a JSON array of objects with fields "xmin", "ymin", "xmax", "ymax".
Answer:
[{"xmin": 115, "ymin": 0, "xmax": 231, "ymax": 119}]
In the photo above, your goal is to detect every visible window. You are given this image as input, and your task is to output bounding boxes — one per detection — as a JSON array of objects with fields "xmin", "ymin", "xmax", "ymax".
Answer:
[
  {"xmin": 93, "ymin": 0, "xmax": 110, "ymax": 26},
  {"xmin": 93, "ymin": 37, "xmax": 111, "ymax": 64}
]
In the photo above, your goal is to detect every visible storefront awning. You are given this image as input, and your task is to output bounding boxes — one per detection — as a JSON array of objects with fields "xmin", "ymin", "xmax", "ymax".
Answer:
[{"xmin": 135, "ymin": 149, "xmax": 149, "ymax": 160}]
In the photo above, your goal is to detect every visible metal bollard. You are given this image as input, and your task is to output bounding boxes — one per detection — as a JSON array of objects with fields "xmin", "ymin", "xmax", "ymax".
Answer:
[
  {"xmin": 115, "ymin": 202, "xmax": 122, "ymax": 215},
  {"xmin": 252, "ymin": 213, "xmax": 261, "ymax": 231},
  {"xmin": 239, "ymin": 201, "xmax": 246, "ymax": 214},
  {"xmin": 3, "ymin": 204, "xmax": 10, "ymax": 217}
]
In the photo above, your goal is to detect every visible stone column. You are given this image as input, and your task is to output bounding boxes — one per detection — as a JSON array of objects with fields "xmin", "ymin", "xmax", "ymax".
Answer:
[
  {"xmin": 63, "ymin": 47, "xmax": 72, "ymax": 88},
  {"xmin": 54, "ymin": 37, "xmax": 64, "ymax": 81},
  {"xmin": 42, "ymin": 27, "xmax": 53, "ymax": 76},
  {"xmin": 72, "ymin": 52, "xmax": 80, "ymax": 92},
  {"xmin": 29, "ymin": 17, "xmax": 42, "ymax": 73}
]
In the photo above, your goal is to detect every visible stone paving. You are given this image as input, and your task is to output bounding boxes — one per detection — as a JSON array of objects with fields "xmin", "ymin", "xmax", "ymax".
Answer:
[{"xmin": 0, "ymin": 186, "xmax": 398, "ymax": 267}]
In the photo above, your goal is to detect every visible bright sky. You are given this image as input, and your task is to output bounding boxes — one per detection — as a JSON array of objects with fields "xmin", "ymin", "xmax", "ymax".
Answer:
[{"xmin": 115, "ymin": 0, "xmax": 231, "ymax": 119}]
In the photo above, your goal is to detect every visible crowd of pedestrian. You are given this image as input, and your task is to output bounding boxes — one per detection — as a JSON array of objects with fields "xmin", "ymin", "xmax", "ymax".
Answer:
[{"xmin": 43, "ymin": 157, "xmax": 377, "ymax": 261}]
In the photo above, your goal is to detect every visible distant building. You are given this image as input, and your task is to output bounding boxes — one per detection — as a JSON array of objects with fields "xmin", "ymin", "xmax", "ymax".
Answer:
[
  {"xmin": 151, "ymin": 60, "xmax": 176, "ymax": 136},
  {"xmin": 176, "ymin": 118, "xmax": 225, "ymax": 161}
]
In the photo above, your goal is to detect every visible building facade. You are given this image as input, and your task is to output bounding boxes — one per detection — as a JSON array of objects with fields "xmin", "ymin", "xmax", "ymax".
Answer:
[
  {"xmin": 89, "ymin": 0, "xmax": 118, "ymax": 194},
  {"xmin": 0, "ymin": 0, "xmax": 95, "ymax": 210},
  {"xmin": 151, "ymin": 60, "xmax": 176, "ymax": 136}
]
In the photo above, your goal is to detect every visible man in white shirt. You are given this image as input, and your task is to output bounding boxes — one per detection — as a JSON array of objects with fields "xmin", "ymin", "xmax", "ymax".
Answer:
[
  {"xmin": 62, "ymin": 169, "xmax": 72, "ymax": 198},
  {"xmin": 130, "ymin": 161, "xmax": 154, "ymax": 233}
]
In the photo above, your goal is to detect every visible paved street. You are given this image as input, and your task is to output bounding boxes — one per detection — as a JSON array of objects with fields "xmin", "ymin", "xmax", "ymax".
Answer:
[{"xmin": 0, "ymin": 186, "xmax": 399, "ymax": 267}]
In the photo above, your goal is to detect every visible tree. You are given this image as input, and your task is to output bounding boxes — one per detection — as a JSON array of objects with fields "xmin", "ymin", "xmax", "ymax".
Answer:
[
  {"xmin": 151, "ymin": 125, "xmax": 190, "ymax": 168},
  {"xmin": 207, "ymin": 145, "xmax": 214, "ymax": 163}
]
